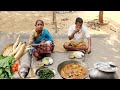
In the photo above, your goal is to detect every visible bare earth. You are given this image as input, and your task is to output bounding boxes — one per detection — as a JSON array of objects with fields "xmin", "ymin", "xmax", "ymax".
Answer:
[{"xmin": 0, "ymin": 11, "xmax": 120, "ymax": 33}]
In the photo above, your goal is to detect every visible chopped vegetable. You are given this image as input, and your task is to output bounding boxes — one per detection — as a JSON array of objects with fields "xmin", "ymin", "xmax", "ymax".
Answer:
[
  {"xmin": 42, "ymin": 58, "xmax": 49, "ymax": 65},
  {"xmin": 42, "ymin": 57, "xmax": 53, "ymax": 65},
  {"xmin": 36, "ymin": 68, "xmax": 54, "ymax": 79},
  {"xmin": 37, "ymin": 62, "xmax": 44, "ymax": 67}
]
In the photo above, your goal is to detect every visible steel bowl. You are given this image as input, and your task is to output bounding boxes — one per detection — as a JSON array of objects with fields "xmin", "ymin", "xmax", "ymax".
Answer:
[
  {"xmin": 57, "ymin": 60, "xmax": 89, "ymax": 79},
  {"xmin": 35, "ymin": 66, "xmax": 55, "ymax": 79}
]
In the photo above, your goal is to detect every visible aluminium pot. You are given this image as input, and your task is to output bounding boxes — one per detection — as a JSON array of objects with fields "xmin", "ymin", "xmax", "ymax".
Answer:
[
  {"xmin": 89, "ymin": 62, "xmax": 119, "ymax": 79},
  {"xmin": 89, "ymin": 68, "xmax": 119, "ymax": 79}
]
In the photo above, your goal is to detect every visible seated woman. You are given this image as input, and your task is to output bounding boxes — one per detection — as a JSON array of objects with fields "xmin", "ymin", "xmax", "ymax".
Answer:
[
  {"xmin": 29, "ymin": 19, "xmax": 54, "ymax": 60},
  {"xmin": 63, "ymin": 17, "xmax": 91, "ymax": 54}
]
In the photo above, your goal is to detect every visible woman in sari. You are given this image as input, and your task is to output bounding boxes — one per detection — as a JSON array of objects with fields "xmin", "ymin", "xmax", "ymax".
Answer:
[{"xmin": 29, "ymin": 20, "xmax": 54, "ymax": 60}]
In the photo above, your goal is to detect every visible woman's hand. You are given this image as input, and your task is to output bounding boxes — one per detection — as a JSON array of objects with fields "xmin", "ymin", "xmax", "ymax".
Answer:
[
  {"xmin": 39, "ymin": 40, "xmax": 46, "ymax": 46},
  {"xmin": 38, "ymin": 42, "xmax": 44, "ymax": 46}
]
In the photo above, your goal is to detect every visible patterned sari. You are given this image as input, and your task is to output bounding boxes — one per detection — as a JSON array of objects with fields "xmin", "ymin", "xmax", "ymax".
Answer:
[{"xmin": 30, "ymin": 29, "xmax": 54, "ymax": 59}]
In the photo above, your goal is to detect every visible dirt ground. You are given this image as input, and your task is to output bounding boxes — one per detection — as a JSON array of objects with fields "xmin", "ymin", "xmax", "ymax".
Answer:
[
  {"xmin": 0, "ymin": 11, "xmax": 120, "ymax": 34},
  {"xmin": 0, "ymin": 11, "xmax": 72, "ymax": 34}
]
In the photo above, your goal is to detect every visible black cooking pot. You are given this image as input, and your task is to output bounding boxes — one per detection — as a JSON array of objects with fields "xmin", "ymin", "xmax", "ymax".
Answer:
[{"xmin": 57, "ymin": 60, "xmax": 89, "ymax": 79}]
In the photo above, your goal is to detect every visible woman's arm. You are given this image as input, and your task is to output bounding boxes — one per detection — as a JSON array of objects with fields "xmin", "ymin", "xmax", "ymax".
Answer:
[
  {"xmin": 39, "ymin": 40, "xmax": 46, "ymax": 46},
  {"xmin": 31, "ymin": 44, "xmax": 39, "ymax": 47},
  {"xmin": 40, "ymin": 40, "xmax": 45, "ymax": 43},
  {"xmin": 31, "ymin": 40, "xmax": 46, "ymax": 47}
]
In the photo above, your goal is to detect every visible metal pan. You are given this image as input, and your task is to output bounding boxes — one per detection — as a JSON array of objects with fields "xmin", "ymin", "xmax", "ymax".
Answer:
[{"xmin": 57, "ymin": 60, "xmax": 89, "ymax": 79}]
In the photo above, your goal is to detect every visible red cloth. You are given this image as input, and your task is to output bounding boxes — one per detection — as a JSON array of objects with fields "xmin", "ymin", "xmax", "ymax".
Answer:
[{"xmin": 32, "ymin": 44, "xmax": 54, "ymax": 59}]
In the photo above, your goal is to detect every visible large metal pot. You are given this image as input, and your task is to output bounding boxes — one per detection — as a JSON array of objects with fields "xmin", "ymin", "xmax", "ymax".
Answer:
[
  {"xmin": 57, "ymin": 60, "xmax": 89, "ymax": 79},
  {"xmin": 89, "ymin": 62, "xmax": 119, "ymax": 79},
  {"xmin": 89, "ymin": 68, "xmax": 119, "ymax": 79}
]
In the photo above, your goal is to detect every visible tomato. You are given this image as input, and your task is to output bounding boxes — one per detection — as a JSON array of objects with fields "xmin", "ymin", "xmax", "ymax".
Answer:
[
  {"xmin": 11, "ymin": 63, "xmax": 19, "ymax": 72},
  {"xmin": 15, "ymin": 65, "xmax": 18, "ymax": 71},
  {"xmin": 13, "ymin": 64, "xmax": 18, "ymax": 68},
  {"xmin": 11, "ymin": 67, "xmax": 16, "ymax": 72}
]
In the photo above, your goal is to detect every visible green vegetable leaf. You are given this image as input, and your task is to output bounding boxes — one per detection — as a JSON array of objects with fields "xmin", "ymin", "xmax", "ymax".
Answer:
[
  {"xmin": 0, "ymin": 55, "xmax": 15, "ymax": 79},
  {"xmin": 0, "ymin": 68, "xmax": 3, "ymax": 75},
  {"xmin": 3, "ymin": 60, "xmax": 9, "ymax": 68},
  {"xmin": 0, "ymin": 73, "xmax": 5, "ymax": 79},
  {"xmin": 5, "ymin": 68, "xmax": 11, "ymax": 76},
  {"xmin": 0, "ymin": 55, "xmax": 7, "ymax": 60},
  {"xmin": 0, "ymin": 55, "xmax": 3, "ymax": 60},
  {"xmin": 0, "ymin": 60, "xmax": 5, "ymax": 67}
]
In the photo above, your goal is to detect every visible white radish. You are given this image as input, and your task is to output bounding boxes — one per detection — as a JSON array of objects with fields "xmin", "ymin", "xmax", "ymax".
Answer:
[
  {"xmin": 26, "ymin": 45, "xmax": 31, "ymax": 48},
  {"xmin": 14, "ymin": 42, "xmax": 26, "ymax": 60},
  {"xmin": 9, "ymin": 42, "xmax": 22, "ymax": 56},
  {"xmin": 22, "ymin": 48, "xmax": 31, "ymax": 56},
  {"xmin": 13, "ymin": 35, "xmax": 20, "ymax": 51}
]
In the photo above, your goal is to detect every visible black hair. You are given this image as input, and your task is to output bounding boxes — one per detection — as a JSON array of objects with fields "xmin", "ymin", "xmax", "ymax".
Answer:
[
  {"xmin": 75, "ymin": 17, "xmax": 83, "ymax": 24},
  {"xmin": 35, "ymin": 19, "xmax": 44, "ymax": 26}
]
